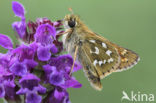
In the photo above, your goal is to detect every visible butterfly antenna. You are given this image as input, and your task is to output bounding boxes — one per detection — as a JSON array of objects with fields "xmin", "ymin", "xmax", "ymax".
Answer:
[{"xmin": 68, "ymin": 7, "xmax": 74, "ymax": 14}]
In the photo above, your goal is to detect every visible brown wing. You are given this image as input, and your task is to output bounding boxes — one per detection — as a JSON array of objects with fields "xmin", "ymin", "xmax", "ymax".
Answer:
[
  {"xmin": 111, "ymin": 44, "xmax": 140, "ymax": 71},
  {"xmin": 77, "ymin": 49, "xmax": 103, "ymax": 90},
  {"xmin": 94, "ymin": 34, "xmax": 140, "ymax": 71},
  {"xmin": 78, "ymin": 35, "xmax": 120, "ymax": 90},
  {"xmin": 78, "ymin": 34, "xmax": 140, "ymax": 90}
]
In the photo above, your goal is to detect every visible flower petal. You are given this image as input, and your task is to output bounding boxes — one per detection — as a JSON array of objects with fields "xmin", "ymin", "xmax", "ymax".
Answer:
[
  {"xmin": 9, "ymin": 61, "xmax": 27, "ymax": 76},
  {"xmin": 34, "ymin": 24, "xmax": 56, "ymax": 45},
  {"xmin": 34, "ymin": 85, "xmax": 46, "ymax": 94},
  {"xmin": 16, "ymin": 88, "xmax": 28, "ymax": 95},
  {"xmin": 19, "ymin": 74, "xmax": 40, "ymax": 91},
  {"xmin": 17, "ymin": 74, "xmax": 46, "ymax": 95},
  {"xmin": 23, "ymin": 59, "xmax": 38, "ymax": 69},
  {"xmin": 29, "ymin": 42, "xmax": 38, "ymax": 52},
  {"xmin": 0, "ymin": 84, "xmax": 5, "ymax": 98},
  {"xmin": 12, "ymin": 44, "xmax": 35, "ymax": 61},
  {"xmin": 26, "ymin": 92, "xmax": 42, "ymax": 103},
  {"xmin": 43, "ymin": 65, "xmax": 54, "ymax": 74},
  {"xmin": 51, "ymin": 44, "xmax": 58, "ymax": 54},
  {"xmin": 54, "ymin": 88, "xmax": 65, "ymax": 101},
  {"xmin": 49, "ymin": 54, "xmax": 73, "ymax": 72},
  {"xmin": 0, "ymin": 53, "xmax": 12, "ymax": 69},
  {"xmin": 49, "ymin": 71, "xmax": 64, "ymax": 86},
  {"xmin": 43, "ymin": 65, "xmax": 55, "ymax": 81},
  {"xmin": 12, "ymin": 1, "xmax": 25, "ymax": 18},
  {"xmin": 37, "ymin": 46, "xmax": 51, "ymax": 61},
  {"xmin": 53, "ymin": 20, "xmax": 62, "ymax": 27},
  {"xmin": 3, "ymin": 81, "xmax": 16, "ymax": 99},
  {"xmin": 72, "ymin": 62, "xmax": 82, "ymax": 72},
  {"xmin": 61, "ymin": 77, "xmax": 82, "ymax": 88},
  {"xmin": 48, "ymin": 88, "xmax": 70, "ymax": 103},
  {"xmin": 2, "ymin": 73, "xmax": 14, "ymax": 81},
  {"xmin": 12, "ymin": 20, "xmax": 26, "ymax": 38},
  {"xmin": 0, "ymin": 34, "xmax": 13, "ymax": 49}
]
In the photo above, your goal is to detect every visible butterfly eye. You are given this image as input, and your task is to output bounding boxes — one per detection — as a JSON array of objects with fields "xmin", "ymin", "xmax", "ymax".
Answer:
[{"xmin": 68, "ymin": 20, "xmax": 76, "ymax": 28}]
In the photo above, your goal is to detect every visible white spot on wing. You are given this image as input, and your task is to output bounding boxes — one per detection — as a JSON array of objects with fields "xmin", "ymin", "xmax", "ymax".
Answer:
[
  {"xmin": 89, "ymin": 40, "xmax": 95, "ymax": 43},
  {"xmin": 93, "ymin": 60, "xmax": 98, "ymax": 66},
  {"xmin": 93, "ymin": 59, "xmax": 114, "ymax": 66},
  {"xmin": 99, "ymin": 61, "xmax": 103, "ymax": 66},
  {"xmin": 103, "ymin": 60, "xmax": 106, "ymax": 64},
  {"xmin": 108, "ymin": 58, "xmax": 114, "ymax": 63},
  {"xmin": 90, "ymin": 47, "xmax": 99, "ymax": 54},
  {"xmin": 102, "ymin": 43, "xmax": 107, "ymax": 48},
  {"xmin": 106, "ymin": 50, "xmax": 112, "ymax": 56},
  {"xmin": 95, "ymin": 47, "xmax": 99, "ymax": 54}
]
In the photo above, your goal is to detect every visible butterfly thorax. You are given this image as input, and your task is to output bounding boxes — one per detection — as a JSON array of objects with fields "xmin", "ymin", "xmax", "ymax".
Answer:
[
  {"xmin": 63, "ymin": 14, "xmax": 93, "ymax": 56},
  {"xmin": 62, "ymin": 29, "xmax": 80, "ymax": 56}
]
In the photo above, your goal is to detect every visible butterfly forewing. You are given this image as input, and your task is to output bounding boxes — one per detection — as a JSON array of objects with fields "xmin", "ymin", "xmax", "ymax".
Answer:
[
  {"xmin": 78, "ymin": 35, "xmax": 121, "ymax": 90},
  {"xmin": 79, "ymin": 34, "xmax": 140, "ymax": 90},
  {"xmin": 82, "ymin": 35, "xmax": 121, "ymax": 79}
]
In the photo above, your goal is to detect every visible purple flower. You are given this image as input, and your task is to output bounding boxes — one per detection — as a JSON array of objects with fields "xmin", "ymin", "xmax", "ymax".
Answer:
[
  {"xmin": 12, "ymin": 44, "xmax": 35, "ymax": 61},
  {"xmin": 0, "ymin": 84, "xmax": 5, "ymax": 98},
  {"xmin": 61, "ymin": 77, "xmax": 82, "ymax": 89},
  {"xmin": 2, "ymin": 73, "xmax": 14, "ymax": 82},
  {"xmin": 51, "ymin": 44, "xmax": 58, "ymax": 54},
  {"xmin": 47, "ymin": 88, "xmax": 70, "ymax": 103},
  {"xmin": 12, "ymin": 1, "xmax": 26, "ymax": 38},
  {"xmin": 0, "ymin": 53, "xmax": 11, "ymax": 68},
  {"xmin": 43, "ymin": 65, "xmax": 55, "ymax": 79},
  {"xmin": 43, "ymin": 64, "xmax": 81, "ymax": 91},
  {"xmin": 23, "ymin": 59, "xmax": 38, "ymax": 69},
  {"xmin": 18, "ymin": 74, "xmax": 40, "ymax": 91},
  {"xmin": 12, "ymin": 20, "xmax": 26, "ymax": 38},
  {"xmin": 49, "ymin": 54, "xmax": 82, "ymax": 73},
  {"xmin": 9, "ymin": 61, "xmax": 27, "ymax": 76},
  {"xmin": 26, "ymin": 92, "xmax": 42, "ymax": 103},
  {"xmin": 3, "ymin": 81, "xmax": 16, "ymax": 99},
  {"xmin": 34, "ymin": 24, "xmax": 56, "ymax": 46},
  {"xmin": 0, "ymin": 34, "xmax": 13, "ymax": 49},
  {"xmin": 12, "ymin": 1, "xmax": 25, "ymax": 18},
  {"xmin": 37, "ymin": 46, "xmax": 51, "ymax": 61},
  {"xmin": 0, "ymin": 1, "xmax": 82, "ymax": 103},
  {"xmin": 49, "ymin": 67, "xmax": 65, "ymax": 86}
]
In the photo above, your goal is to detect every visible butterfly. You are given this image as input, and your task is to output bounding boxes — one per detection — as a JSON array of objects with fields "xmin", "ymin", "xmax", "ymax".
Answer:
[{"xmin": 62, "ymin": 13, "xmax": 140, "ymax": 91}]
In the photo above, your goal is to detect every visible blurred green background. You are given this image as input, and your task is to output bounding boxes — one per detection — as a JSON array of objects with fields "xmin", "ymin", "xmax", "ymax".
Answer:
[{"xmin": 0, "ymin": 0, "xmax": 156, "ymax": 103}]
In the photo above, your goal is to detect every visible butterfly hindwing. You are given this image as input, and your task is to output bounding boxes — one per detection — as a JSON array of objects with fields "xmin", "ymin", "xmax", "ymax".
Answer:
[
  {"xmin": 77, "ymin": 49, "xmax": 102, "ymax": 90},
  {"xmin": 111, "ymin": 44, "xmax": 140, "ymax": 71}
]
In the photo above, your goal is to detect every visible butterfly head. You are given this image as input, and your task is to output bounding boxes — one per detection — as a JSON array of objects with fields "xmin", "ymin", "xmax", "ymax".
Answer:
[{"xmin": 63, "ymin": 14, "xmax": 82, "ymax": 29}]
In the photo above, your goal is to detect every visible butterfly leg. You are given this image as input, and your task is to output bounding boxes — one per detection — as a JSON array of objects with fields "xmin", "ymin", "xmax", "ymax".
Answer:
[
  {"xmin": 69, "ymin": 45, "xmax": 79, "ymax": 76},
  {"xmin": 57, "ymin": 29, "xmax": 72, "ymax": 37}
]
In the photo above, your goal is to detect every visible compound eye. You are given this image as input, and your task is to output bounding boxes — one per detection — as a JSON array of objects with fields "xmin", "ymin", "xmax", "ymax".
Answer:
[{"xmin": 68, "ymin": 20, "xmax": 75, "ymax": 28}]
